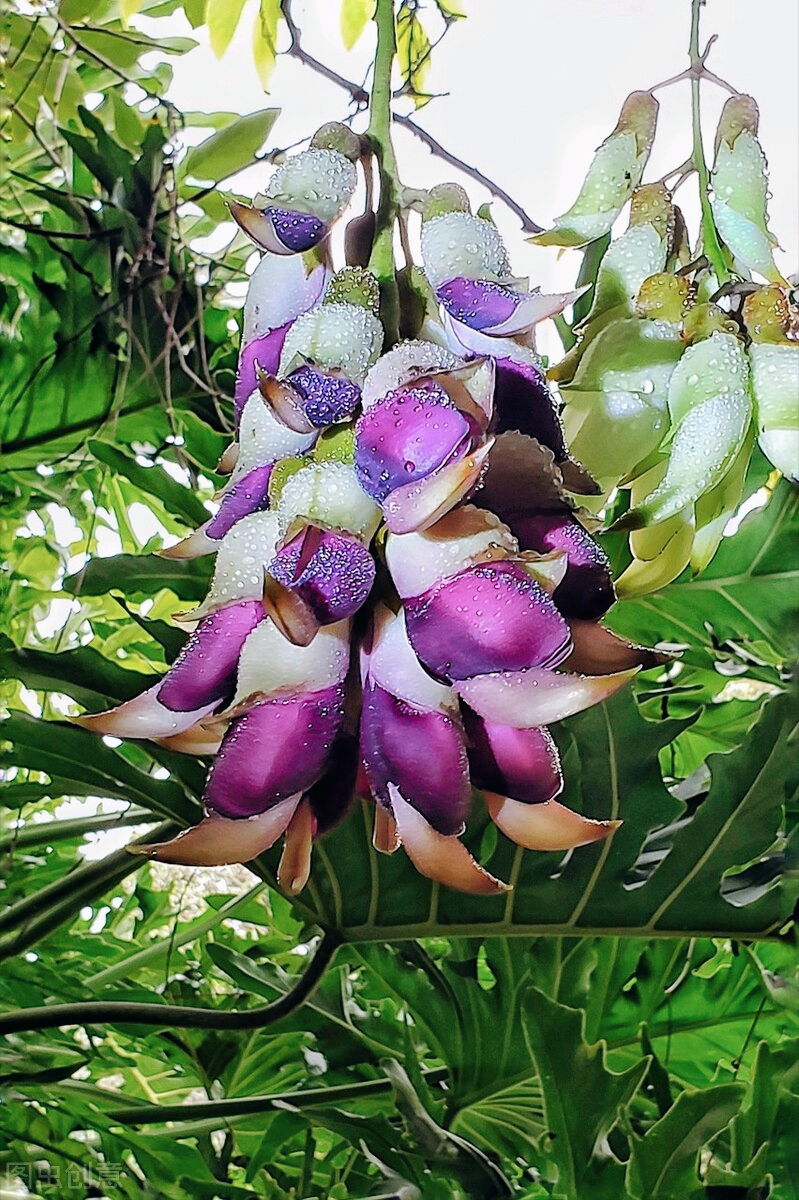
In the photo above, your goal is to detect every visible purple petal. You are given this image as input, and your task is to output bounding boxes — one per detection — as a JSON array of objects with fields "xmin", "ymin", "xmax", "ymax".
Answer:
[
  {"xmin": 157, "ymin": 600, "xmax": 265, "ymax": 713},
  {"xmin": 437, "ymin": 277, "xmax": 520, "ymax": 331},
  {"xmin": 288, "ymin": 364, "xmax": 362, "ymax": 427},
  {"xmin": 269, "ymin": 527, "xmax": 376, "ymax": 624},
  {"xmin": 307, "ymin": 730, "xmax": 360, "ymax": 835},
  {"xmin": 404, "ymin": 562, "xmax": 572, "ymax": 682},
  {"xmin": 511, "ymin": 512, "xmax": 615, "ymax": 620},
  {"xmin": 267, "ymin": 207, "xmax": 328, "ymax": 253},
  {"xmin": 360, "ymin": 682, "xmax": 471, "ymax": 836},
  {"xmin": 355, "ymin": 383, "xmax": 476, "ymax": 503},
  {"xmin": 493, "ymin": 358, "xmax": 569, "ymax": 461},
  {"xmin": 205, "ymin": 684, "xmax": 345, "ymax": 819},
  {"xmin": 207, "ymin": 465, "xmax": 274, "ymax": 540},
  {"xmin": 463, "ymin": 709, "xmax": 563, "ymax": 804},
  {"xmin": 235, "ymin": 326, "xmax": 291, "ymax": 420}
]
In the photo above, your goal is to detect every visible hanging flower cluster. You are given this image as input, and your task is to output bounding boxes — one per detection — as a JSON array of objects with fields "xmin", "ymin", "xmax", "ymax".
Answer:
[
  {"xmin": 547, "ymin": 94, "xmax": 797, "ymax": 598},
  {"xmin": 77, "ymin": 124, "xmax": 669, "ymax": 895}
]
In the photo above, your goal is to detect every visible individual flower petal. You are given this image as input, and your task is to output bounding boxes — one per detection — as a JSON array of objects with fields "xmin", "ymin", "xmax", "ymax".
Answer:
[
  {"xmin": 264, "ymin": 146, "xmax": 358, "ymax": 225},
  {"xmin": 463, "ymin": 712, "xmax": 563, "ymax": 805},
  {"xmin": 404, "ymin": 561, "xmax": 572, "ymax": 682},
  {"xmin": 286, "ymin": 362, "xmax": 362, "ymax": 427},
  {"xmin": 710, "ymin": 96, "xmax": 788, "ymax": 286},
  {"xmin": 279, "ymin": 302, "xmax": 383, "ymax": 386},
  {"xmin": 233, "ymin": 392, "xmax": 317, "ymax": 484},
  {"xmin": 509, "ymin": 511, "xmax": 615, "ymax": 620},
  {"xmin": 158, "ymin": 600, "xmax": 266, "ymax": 712},
  {"xmin": 230, "ymin": 201, "xmax": 328, "ymax": 255},
  {"xmin": 155, "ymin": 722, "xmax": 224, "ymax": 757},
  {"xmin": 530, "ymin": 91, "xmax": 659, "ymax": 248},
  {"xmin": 387, "ymin": 784, "xmax": 509, "ymax": 895},
  {"xmin": 205, "ymin": 685, "xmax": 345, "ymax": 819},
  {"xmin": 492, "ymin": 357, "xmax": 570, "ymax": 461},
  {"xmin": 355, "ymin": 383, "xmax": 478, "ymax": 503},
  {"xmin": 361, "ymin": 681, "xmax": 471, "ymax": 836},
  {"xmin": 130, "ymin": 794, "xmax": 302, "ymax": 865},
  {"xmin": 421, "ymin": 211, "xmax": 512, "ymax": 291},
  {"xmin": 455, "ymin": 666, "xmax": 638, "ymax": 728},
  {"xmin": 206, "ymin": 464, "xmax": 274, "ymax": 540},
  {"xmin": 277, "ymin": 798, "xmax": 316, "ymax": 894},
  {"xmin": 380, "ymin": 439, "xmax": 494, "ymax": 535},
  {"xmin": 361, "ymin": 340, "xmax": 462, "ymax": 407},
  {"xmin": 269, "ymin": 525, "xmax": 376, "ymax": 624},
  {"xmin": 185, "ymin": 512, "xmax": 281, "ymax": 619},
  {"xmin": 364, "ymin": 606, "xmax": 454, "ymax": 707},
  {"xmin": 276, "ymin": 461, "xmax": 381, "ymax": 544},
  {"xmin": 73, "ymin": 601, "xmax": 266, "ymax": 739},
  {"xmin": 72, "ymin": 682, "xmax": 219, "ymax": 741},
  {"xmin": 385, "ymin": 505, "xmax": 517, "ymax": 600},
  {"xmin": 235, "ymin": 326, "xmax": 294, "ymax": 419},
  {"xmin": 562, "ymin": 620, "xmax": 674, "ymax": 675},
  {"xmin": 485, "ymin": 793, "xmax": 621, "ymax": 851},
  {"xmin": 438, "ymin": 278, "xmax": 587, "ymax": 337},
  {"xmin": 230, "ymin": 618, "xmax": 351, "ymax": 708}
]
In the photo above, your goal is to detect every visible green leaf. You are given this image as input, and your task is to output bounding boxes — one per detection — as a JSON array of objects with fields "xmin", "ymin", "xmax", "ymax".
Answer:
[
  {"xmin": 340, "ymin": 0, "xmax": 375, "ymax": 48},
  {"xmin": 252, "ymin": 0, "xmax": 281, "ymax": 90},
  {"xmin": 183, "ymin": 108, "xmax": 280, "ymax": 183},
  {"xmin": 522, "ymin": 987, "xmax": 648, "ymax": 1199},
  {"xmin": 0, "ymin": 638, "xmax": 160, "ymax": 709},
  {"xmin": 63, "ymin": 552, "xmax": 212, "ymax": 601},
  {"xmin": 205, "ymin": 0, "xmax": 249, "ymax": 57},
  {"xmin": 626, "ymin": 1084, "xmax": 745, "ymax": 1199},
  {"xmin": 0, "ymin": 711, "xmax": 199, "ymax": 823},
  {"xmin": 87, "ymin": 437, "xmax": 211, "ymax": 527}
]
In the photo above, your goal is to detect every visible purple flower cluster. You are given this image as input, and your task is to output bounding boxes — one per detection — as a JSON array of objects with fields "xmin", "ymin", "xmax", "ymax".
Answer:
[{"xmin": 78, "ymin": 138, "xmax": 667, "ymax": 895}]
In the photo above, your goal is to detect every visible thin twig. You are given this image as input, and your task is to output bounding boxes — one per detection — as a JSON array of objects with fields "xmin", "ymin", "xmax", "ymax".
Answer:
[
  {"xmin": 279, "ymin": 0, "xmax": 542, "ymax": 233},
  {"xmin": 0, "ymin": 930, "xmax": 341, "ymax": 1034},
  {"xmin": 394, "ymin": 114, "xmax": 543, "ymax": 233}
]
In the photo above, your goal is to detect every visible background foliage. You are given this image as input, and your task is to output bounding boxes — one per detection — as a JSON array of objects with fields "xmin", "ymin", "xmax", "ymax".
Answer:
[{"xmin": 1, "ymin": 2, "xmax": 797, "ymax": 1197}]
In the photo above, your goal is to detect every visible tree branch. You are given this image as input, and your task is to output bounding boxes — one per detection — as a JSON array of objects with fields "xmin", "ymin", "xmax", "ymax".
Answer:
[{"xmin": 0, "ymin": 930, "xmax": 341, "ymax": 1034}]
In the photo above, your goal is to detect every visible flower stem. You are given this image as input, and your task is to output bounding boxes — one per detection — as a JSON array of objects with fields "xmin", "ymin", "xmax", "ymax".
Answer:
[
  {"xmin": 367, "ymin": 0, "xmax": 400, "ymax": 345},
  {"xmin": 689, "ymin": 0, "xmax": 731, "ymax": 283},
  {"xmin": 0, "ymin": 930, "xmax": 341, "ymax": 1034}
]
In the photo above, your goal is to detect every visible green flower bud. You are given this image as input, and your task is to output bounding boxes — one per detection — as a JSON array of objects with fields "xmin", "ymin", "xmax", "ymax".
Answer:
[
  {"xmin": 636, "ymin": 274, "xmax": 691, "ymax": 323},
  {"xmin": 310, "ymin": 122, "xmax": 362, "ymax": 163},
  {"xmin": 421, "ymin": 182, "xmax": 471, "ymax": 223},
  {"xmin": 324, "ymin": 267, "xmax": 381, "ymax": 313},
  {"xmin": 531, "ymin": 91, "xmax": 659, "ymax": 248},
  {"xmin": 710, "ymin": 94, "xmax": 788, "ymax": 286}
]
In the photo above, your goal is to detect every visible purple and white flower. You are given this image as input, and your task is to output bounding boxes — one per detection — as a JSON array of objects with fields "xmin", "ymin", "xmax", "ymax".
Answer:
[{"xmin": 229, "ymin": 127, "xmax": 359, "ymax": 256}]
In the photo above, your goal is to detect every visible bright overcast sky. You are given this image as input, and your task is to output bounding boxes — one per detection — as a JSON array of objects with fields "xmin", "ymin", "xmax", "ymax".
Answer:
[{"xmin": 145, "ymin": 0, "xmax": 798, "ymax": 349}]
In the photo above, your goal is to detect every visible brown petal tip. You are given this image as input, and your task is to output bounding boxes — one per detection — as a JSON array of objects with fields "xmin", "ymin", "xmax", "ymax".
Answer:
[{"xmin": 388, "ymin": 784, "xmax": 509, "ymax": 895}]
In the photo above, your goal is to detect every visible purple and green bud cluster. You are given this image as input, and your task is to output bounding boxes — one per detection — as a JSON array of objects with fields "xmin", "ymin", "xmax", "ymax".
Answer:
[{"xmin": 78, "ymin": 124, "xmax": 669, "ymax": 895}]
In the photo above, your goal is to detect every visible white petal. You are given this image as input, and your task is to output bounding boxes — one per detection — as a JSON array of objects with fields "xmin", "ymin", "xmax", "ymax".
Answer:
[
  {"xmin": 232, "ymin": 619, "xmax": 350, "ymax": 704},
  {"xmin": 385, "ymin": 505, "xmax": 517, "ymax": 599},
  {"xmin": 388, "ymin": 784, "xmax": 509, "ymax": 895},
  {"xmin": 130, "ymin": 794, "xmax": 302, "ymax": 865},
  {"xmin": 455, "ymin": 666, "xmax": 638, "ymax": 728},
  {"xmin": 366, "ymin": 607, "xmax": 457, "ymax": 713},
  {"xmin": 72, "ymin": 685, "xmax": 218, "ymax": 739}
]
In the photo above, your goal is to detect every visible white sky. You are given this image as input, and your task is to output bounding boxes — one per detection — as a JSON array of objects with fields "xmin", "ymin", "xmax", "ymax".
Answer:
[{"xmin": 153, "ymin": 0, "xmax": 798, "ymax": 319}]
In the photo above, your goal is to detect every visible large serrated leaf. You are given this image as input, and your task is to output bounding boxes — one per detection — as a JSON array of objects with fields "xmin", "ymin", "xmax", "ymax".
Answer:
[
  {"xmin": 522, "ymin": 987, "xmax": 648, "ymax": 1200},
  {"xmin": 626, "ymin": 1083, "xmax": 745, "ymax": 1199}
]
